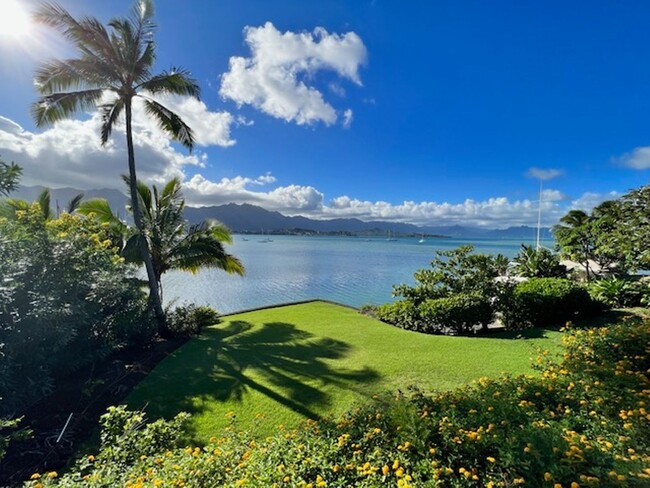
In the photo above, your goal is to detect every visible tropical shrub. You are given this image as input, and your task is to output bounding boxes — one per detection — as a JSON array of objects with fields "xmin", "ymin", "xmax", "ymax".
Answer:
[
  {"xmin": 28, "ymin": 319, "xmax": 650, "ymax": 487},
  {"xmin": 165, "ymin": 304, "xmax": 221, "ymax": 337},
  {"xmin": 0, "ymin": 206, "xmax": 153, "ymax": 415},
  {"xmin": 501, "ymin": 278, "xmax": 597, "ymax": 328},
  {"xmin": 587, "ymin": 277, "xmax": 649, "ymax": 308},
  {"xmin": 375, "ymin": 300, "xmax": 421, "ymax": 331},
  {"xmin": 510, "ymin": 244, "xmax": 567, "ymax": 278},
  {"xmin": 419, "ymin": 293, "xmax": 493, "ymax": 334}
]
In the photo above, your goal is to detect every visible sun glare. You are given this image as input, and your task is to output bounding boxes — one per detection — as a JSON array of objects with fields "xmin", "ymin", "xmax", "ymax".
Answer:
[{"xmin": 0, "ymin": 0, "xmax": 31, "ymax": 38}]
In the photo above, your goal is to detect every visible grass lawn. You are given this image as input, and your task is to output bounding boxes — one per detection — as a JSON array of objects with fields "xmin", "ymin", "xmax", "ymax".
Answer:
[{"xmin": 127, "ymin": 301, "xmax": 563, "ymax": 441}]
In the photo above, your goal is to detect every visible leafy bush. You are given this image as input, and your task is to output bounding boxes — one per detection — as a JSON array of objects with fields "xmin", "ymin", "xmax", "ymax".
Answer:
[
  {"xmin": 510, "ymin": 244, "xmax": 567, "ymax": 278},
  {"xmin": 501, "ymin": 278, "xmax": 597, "ymax": 328},
  {"xmin": 0, "ymin": 207, "xmax": 153, "ymax": 415},
  {"xmin": 28, "ymin": 319, "xmax": 650, "ymax": 487},
  {"xmin": 375, "ymin": 300, "xmax": 421, "ymax": 331},
  {"xmin": 419, "ymin": 293, "xmax": 493, "ymax": 334},
  {"xmin": 165, "ymin": 304, "xmax": 220, "ymax": 337}
]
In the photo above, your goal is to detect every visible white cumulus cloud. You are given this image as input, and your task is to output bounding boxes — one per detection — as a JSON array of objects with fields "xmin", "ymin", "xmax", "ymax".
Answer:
[
  {"xmin": 183, "ymin": 173, "xmax": 324, "ymax": 213},
  {"xmin": 614, "ymin": 146, "xmax": 650, "ymax": 169},
  {"xmin": 526, "ymin": 167, "xmax": 564, "ymax": 180},
  {"xmin": 220, "ymin": 22, "xmax": 367, "ymax": 126},
  {"xmin": 0, "ymin": 97, "xmax": 236, "ymax": 190}
]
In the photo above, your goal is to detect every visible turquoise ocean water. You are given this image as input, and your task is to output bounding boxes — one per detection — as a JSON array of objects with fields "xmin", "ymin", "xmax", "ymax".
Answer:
[{"xmin": 162, "ymin": 235, "xmax": 553, "ymax": 314}]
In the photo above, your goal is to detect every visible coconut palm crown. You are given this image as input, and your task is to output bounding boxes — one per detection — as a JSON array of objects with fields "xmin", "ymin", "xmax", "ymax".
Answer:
[{"xmin": 32, "ymin": 0, "xmax": 201, "ymax": 325}]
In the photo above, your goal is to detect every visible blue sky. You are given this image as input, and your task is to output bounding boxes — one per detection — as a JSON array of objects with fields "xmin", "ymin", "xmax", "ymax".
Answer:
[{"xmin": 0, "ymin": 0, "xmax": 648, "ymax": 227}]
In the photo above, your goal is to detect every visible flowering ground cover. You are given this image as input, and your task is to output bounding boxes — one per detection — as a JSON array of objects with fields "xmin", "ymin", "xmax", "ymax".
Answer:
[{"xmin": 127, "ymin": 301, "xmax": 562, "ymax": 441}]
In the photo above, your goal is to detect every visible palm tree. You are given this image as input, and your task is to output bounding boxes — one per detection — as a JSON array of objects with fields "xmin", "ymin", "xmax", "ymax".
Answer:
[
  {"xmin": 79, "ymin": 177, "xmax": 244, "ymax": 324},
  {"xmin": 32, "ymin": 0, "xmax": 200, "ymax": 327}
]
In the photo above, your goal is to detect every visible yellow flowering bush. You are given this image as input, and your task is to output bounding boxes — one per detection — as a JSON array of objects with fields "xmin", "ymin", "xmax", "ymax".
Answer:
[{"xmin": 26, "ymin": 319, "xmax": 649, "ymax": 487}]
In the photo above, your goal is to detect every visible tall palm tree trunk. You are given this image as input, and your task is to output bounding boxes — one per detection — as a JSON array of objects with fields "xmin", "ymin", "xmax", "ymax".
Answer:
[{"xmin": 125, "ymin": 99, "xmax": 166, "ymax": 331}]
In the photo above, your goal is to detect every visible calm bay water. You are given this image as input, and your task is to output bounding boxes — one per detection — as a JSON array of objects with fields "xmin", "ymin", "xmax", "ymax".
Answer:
[{"xmin": 162, "ymin": 235, "xmax": 551, "ymax": 314}]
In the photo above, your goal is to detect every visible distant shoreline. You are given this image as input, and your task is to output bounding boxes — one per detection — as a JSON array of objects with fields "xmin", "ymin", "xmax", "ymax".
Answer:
[{"xmin": 232, "ymin": 230, "xmax": 451, "ymax": 238}]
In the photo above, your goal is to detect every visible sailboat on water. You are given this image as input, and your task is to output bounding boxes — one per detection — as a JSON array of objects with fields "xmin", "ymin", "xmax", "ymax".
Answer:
[
  {"xmin": 386, "ymin": 230, "xmax": 397, "ymax": 242},
  {"xmin": 418, "ymin": 233, "xmax": 425, "ymax": 244}
]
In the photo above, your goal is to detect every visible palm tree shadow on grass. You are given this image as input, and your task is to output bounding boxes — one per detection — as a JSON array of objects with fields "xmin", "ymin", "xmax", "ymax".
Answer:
[{"xmin": 145, "ymin": 321, "xmax": 380, "ymax": 423}]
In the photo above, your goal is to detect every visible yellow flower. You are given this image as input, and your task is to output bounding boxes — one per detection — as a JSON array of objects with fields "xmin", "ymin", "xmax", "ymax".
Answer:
[
  {"xmin": 544, "ymin": 472, "xmax": 552, "ymax": 481},
  {"xmin": 382, "ymin": 465, "xmax": 390, "ymax": 476},
  {"xmin": 30, "ymin": 473, "xmax": 41, "ymax": 480},
  {"xmin": 47, "ymin": 471, "xmax": 58, "ymax": 479},
  {"xmin": 571, "ymin": 483, "xmax": 580, "ymax": 488},
  {"xmin": 486, "ymin": 456, "xmax": 496, "ymax": 463},
  {"xmin": 514, "ymin": 478, "xmax": 525, "ymax": 485}
]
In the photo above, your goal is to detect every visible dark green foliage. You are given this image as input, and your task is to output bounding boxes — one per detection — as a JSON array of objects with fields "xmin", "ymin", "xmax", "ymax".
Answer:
[
  {"xmin": 0, "ymin": 207, "xmax": 153, "ymax": 415},
  {"xmin": 420, "ymin": 293, "xmax": 493, "ymax": 334},
  {"xmin": 393, "ymin": 245, "xmax": 507, "ymax": 304},
  {"xmin": 377, "ymin": 294, "xmax": 492, "ymax": 335},
  {"xmin": 0, "ymin": 159, "xmax": 22, "ymax": 197},
  {"xmin": 501, "ymin": 278, "xmax": 597, "ymax": 328},
  {"xmin": 0, "ymin": 417, "xmax": 30, "ymax": 462},
  {"xmin": 511, "ymin": 244, "xmax": 567, "ymax": 278},
  {"xmin": 165, "ymin": 304, "xmax": 220, "ymax": 337}
]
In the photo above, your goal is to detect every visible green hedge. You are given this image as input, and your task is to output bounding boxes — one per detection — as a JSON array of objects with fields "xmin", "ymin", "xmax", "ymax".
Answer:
[
  {"xmin": 501, "ymin": 278, "xmax": 597, "ymax": 328},
  {"xmin": 376, "ymin": 293, "xmax": 492, "ymax": 334},
  {"xmin": 420, "ymin": 293, "xmax": 493, "ymax": 334}
]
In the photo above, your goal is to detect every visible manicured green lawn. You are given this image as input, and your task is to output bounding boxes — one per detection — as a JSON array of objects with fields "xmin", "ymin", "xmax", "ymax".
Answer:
[{"xmin": 127, "ymin": 301, "xmax": 562, "ymax": 441}]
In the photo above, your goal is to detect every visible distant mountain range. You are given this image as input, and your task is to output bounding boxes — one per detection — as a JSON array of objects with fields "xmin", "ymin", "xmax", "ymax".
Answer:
[{"xmin": 11, "ymin": 185, "xmax": 552, "ymax": 240}]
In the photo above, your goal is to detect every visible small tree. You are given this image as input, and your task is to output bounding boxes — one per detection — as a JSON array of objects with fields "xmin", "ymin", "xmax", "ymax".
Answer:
[
  {"xmin": 393, "ymin": 245, "xmax": 507, "ymax": 304},
  {"xmin": 553, "ymin": 210, "xmax": 595, "ymax": 281}
]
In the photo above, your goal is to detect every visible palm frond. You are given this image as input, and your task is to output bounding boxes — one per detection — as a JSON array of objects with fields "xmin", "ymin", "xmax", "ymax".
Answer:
[
  {"xmin": 0, "ymin": 198, "xmax": 29, "ymax": 219},
  {"xmin": 77, "ymin": 198, "xmax": 119, "ymax": 223},
  {"xmin": 66, "ymin": 193, "xmax": 84, "ymax": 213},
  {"xmin": 204, "ymin": 219, "xmax": 234, "ymax": 244},
  {"xmin": 32, "ymin": 89, "xmax": 104, "ymax": 127},
  {"xmin": 34, "ymin": 3, "xmax": 117, "ymax": 67},
  {"xmin": 34, "ymin": 60, "xmax": 105, "ymax": 94},
  {"xmin": 137, "ymin": 68, "xmax": 200, "ymax": 99},
  {"xmin": 140, "ymin": 97, "xmax": 195, "ymax": 150},
  {"xmin": 99, "ymin": 99, "xmax": 125, "ymax": 144},
  {"xmin": 37, "ymin": 189, "xmax": 51, "ymax": 220}
]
